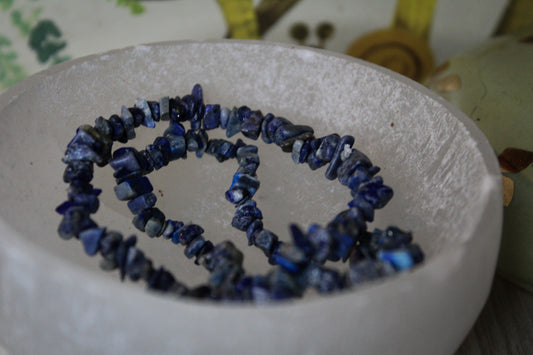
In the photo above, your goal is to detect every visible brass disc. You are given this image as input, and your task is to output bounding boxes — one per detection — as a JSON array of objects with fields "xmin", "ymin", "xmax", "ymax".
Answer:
[{"xmin": 346, "ymin": 28, "xmax": 434, "ymax": 82}]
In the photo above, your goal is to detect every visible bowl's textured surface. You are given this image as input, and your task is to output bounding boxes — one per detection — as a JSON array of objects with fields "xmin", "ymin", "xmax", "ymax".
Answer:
[{"xmin": 0, "ymin": 40, "xmax": 502, "ymax": 355}]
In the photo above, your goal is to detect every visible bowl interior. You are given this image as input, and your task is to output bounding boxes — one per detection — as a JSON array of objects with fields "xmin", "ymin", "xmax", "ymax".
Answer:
[{"xmin": 0, "ymin": 40, "xmax": 493, "ymax": 289}]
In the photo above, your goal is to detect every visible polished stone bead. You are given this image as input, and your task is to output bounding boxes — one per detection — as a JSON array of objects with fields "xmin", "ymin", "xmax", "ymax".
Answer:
[
  {"xmin": 357, "ymin": 177, "xmax": 394, "ymax": 209},
  {"xmin": 147, "ymin": 266, "xmax": 176, "ymax": 291},
  {"xmin": 337, "ymin": 148, "xmax": 373, "ymax": 185},
  {"xmin": 230, "ymin": 173, "xmax": 260, "ymax": 197},
  {"xmin": 138, "ymin": 150, "xmax": 155, "ymax": 173},
  {"xmin": 329, "ymin": 208, "xmax": 366, "ymax": 237},
  {"xmin": 99, "ymin": 230, "xmax": 122, "ymax": 258},
  {"xmin": 209, "ymin": 263, "xmax": 243, "ymax": 289},
  {"xmin": 109, "ymin": 114, "xmax": 127, "ymax": 143},
  {"xmin": 172, "ymin": 224, "xmax": 204, "ymax": 245},
  {"xmin": 99, "ymin": 257, "xmax": 118, "ymax": 271},
  {"xmin": 190, "ymin": 114, "xmax": 202, "ymax": 131},
  {"xmin": 116, "ymin": 235, "xmax": 137, "ymax": 280},
  {"xmin": 241, "ymin": 110, "xmax": 264, "ymax": 140},
  {"xmin": 168, "ymin": 278, "xmax": 189, "ymax": 297},
  {"xmin": 132, "ymin": 207, "xmax": 164, "ymax": 232},
  {"xmin": 180, "ymin": 95, "xmax": 198, "ymax": 121},
  {"xmin": 79, "ymin": 227, "xmax": 106, "ymax": 256},
  {"xmin": 185, "ymin": 130, "xmax": 200, "ymax": 152},
  {"xmin": 226, "ymin": 107, "xmax": 241, "ymax": 138},
  {"xmin": 63, "ymin": 125, "xmax": 112, "ymax": 166},
  {"xmin": 234, "ymin": 198, "xmax": 258, "ymax": 214},
  {"xmin": 236, "ymin": 144, "xmax": 258, "ymax": 158},
  {"xmin": 377, "ymin": 244, "xmax": 423, "ymax": 270},
  {"xmin": 236, "ymin": 163, "xmax": 258, "ymax": 176},
  {"xmin": 135, "ymin": 98, "xmax": 156, "ymax": 128},
  {"xmin": 144, "ymin": 210, "xmax": 166, "ymax": 238},
  {"xmin": 274, "ymin": 124, "xmax": 314, "ymax": 152},
  {"xmin": 139, "ymin": 258, "xmax": 154, "ymax": 282},
  {"xmin": 164, "ymin": 121, "xmax": 186, "ymax": 137},
  {"xmin": 348, "ymin": 258, "xmax": 394, "ymax": 285},
  {"xmin": 207, "ymin": 241, "xmax": 243, "ymax": 271},
  {"xmin": 316, "ymin": 134, "xmax": 340, "ymax": 162},
  {"xmin": 63, "ymin": 144, "xmax": 103, "ymax": 167},
  {"xmin": 328, "ymin": 229, "xmax": 356, "ymax": 262},
  {"xmin": 195, "ymin": 130, "xmax": 209, "ymax": 158},
  {"xmin": 237, "ymin": 153, "xmax": 260, "ymax": 171},
  {"xmin": 162, "ymin": 219, "xmax": 184, "ymax": 239},
  {"xmin": 67, "ymin": 179, "xmax": 94, "ymax": 194},
  {"xmin": 153, "ymin": 137, "xmax": 171, "ymax": 160},
  {"xmin": 159, "ymin": 96, "xmax": 170, "ymax": 121},
  {"xmin": 234, "ymin": 276, "xmax": 254, "ymax": 301},
  {"xmin": 57, "ymin": 206, "xmax": 97, "ymax": 240},
  {"xmin": 146, "ymin": 144, "xmax": 167, "ymax": 170},
  {"xmin": 346, "ymin": 206, "xmax": 367, "ymax": 229},
  {"xmin": 184, "ymin": 236, "xmax": 206, "ymax": 259},
  {"xmin": 236, "ymin": 105, "xmax": 252, "ymax": 120},
  {"xmin": 192, "ymin": 83, "xmax": 203, "ymax": 103},
  {"xmin": 148, "ymin": 101, "xmax": 160, "ymax": 121},
  {"xmin": 290, "ymin": 224, "xmax": 314, "ymax": 257},
  {"xmin": 263, "ymin": 116, "xmax": 291, "ymax": 144},
  {"xmin": 232, "ymin": 202, "xmax": 262, "ymax": 230},
  {"xmin": 169, "ymin": 97, "xmax": 186, "ymax": 122},
  {"xmin": 127, "ymin": 192, "xmax": 157, "ymax": 214},
  {"xmin": 306, "ymin": 150, "xmax": 327, "ymax": 170},
  {"xmin": 348, "ymin": 196, "xmax": 375, "ymax": 222},
  {"xmin": 258, "ymin": 113, "xmax": 274, "ymax": 143},
  {"xmin": 246, "ymin": 219, "xmax": 263, "ymax": 245},
  {"xmin": 310, "ymin": 266, "xmax": 344, "ymax": 293},
  {"xmin": 64, "ymin": 188, "xmax": 101, "ymax": 214},
  {"xmin": 63, "ymin": 160, "xmax": 94, "ymax": 183},
  {"xmin": 195, "ymin": 240, "xmax": 214, "ymax": 266},
  {"xmin": 220, "ymin": 107, "xmax": 230, "ymax": 129},
  {"xmin": 203, "ymin": 104, "xmax": 221, "ymax": 130},
  {"xmin": 125, "ymin": 247, "xmax": 146, "ymax": 281},
  {"xmin": 369, "ymin": 227, "xmax": 413, "ymax": 253},
  {"xmin": 346, "ymin": 166, "xmax": 371, "ymax": 191},
  {"xmin": 165, "ymin": 134, "xmax": 187, "ymax": 160},
  {"xmin": 99, "ymin": 257, "xmax": 117, "ymax": 272},
  {"xmin": 291, "ymin": 139, "xmax": 312, "ymax": 164},
  {"xmin": 251, "ymin": 283, "xmax": 271, "ymax": 303},
  {"xmin": 109, "ymin": 148, "xmax": 143, "ymax": 178},
  {"xmin": 253, "ymin": 229, "xmax": 279, "ymax": 257},
  {"xmin": 267, "ymin": 267, "xmax": 303, "ymax": 299},
  {"xmin": 376, "ymin": 248, "xmax": 416, "ymax": 271},
  {"xmin": 307, "ymin": 224, "xmax": 333, "ymax": 264},
  {"xmin": 114, "ymin": 176, "xmax": 153, "ymax": 201},
  {"xmin": 205, "ymin": 139, "xmax": 236, "ymax": 162},
  {"xmin": 188, "ymin": 285, "xmax": 211, "ymax": 299},
  {"xmin": 94, "ymin": 116, "xmax": 113, "ymax": 138},
  {"xmin": 325, "ymin": 135, "xmax": 354, "ymax": 180},
  {"xmin": 128, "ymin": 107, "xmax": 145, "ymax": 127},
  {"xmin": 225, "ymin": 188, "xmax": 249, "ymax": 205},
  {"xmin": 120, "ymin": 106, "xmax": 136, "ymax": 140}
]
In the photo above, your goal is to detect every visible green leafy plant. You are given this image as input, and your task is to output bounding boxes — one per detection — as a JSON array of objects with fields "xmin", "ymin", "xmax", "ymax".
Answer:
[{"xmin": 0, "ymin": 34, "xmax": 28, "ymax": 89}]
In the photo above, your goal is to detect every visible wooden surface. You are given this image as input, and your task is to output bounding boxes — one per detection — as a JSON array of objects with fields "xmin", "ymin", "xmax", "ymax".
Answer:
[{"xmin": 456, "ymin": 274, "xmax": 533, "ymax": 354}]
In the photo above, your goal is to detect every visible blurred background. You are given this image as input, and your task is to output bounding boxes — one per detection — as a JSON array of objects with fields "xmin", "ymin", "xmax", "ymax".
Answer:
[
  {"xmin": 0, "ymin": 0, "xmax": 532, "ymax": 353},
  {"xmin": 0, "ymin": 0, "xmax": 530, "ymax": 90}
]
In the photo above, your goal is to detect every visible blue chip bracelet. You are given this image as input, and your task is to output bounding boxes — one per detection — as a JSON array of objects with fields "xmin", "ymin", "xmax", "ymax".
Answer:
[{"xmin": 57, "ymin": 84, "xmax": 424, "ymax": 302}]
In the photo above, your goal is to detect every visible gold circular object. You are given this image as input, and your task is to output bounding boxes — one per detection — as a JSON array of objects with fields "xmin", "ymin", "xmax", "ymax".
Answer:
[{"xmin": 346, "ymin": 28, "xmax": 434, "ymax": 82}]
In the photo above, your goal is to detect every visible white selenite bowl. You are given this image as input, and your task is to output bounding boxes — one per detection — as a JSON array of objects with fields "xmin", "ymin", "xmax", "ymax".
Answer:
[{"xmin": 0, "ymin": 40, "xmax": 502, "ymax": 355}]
